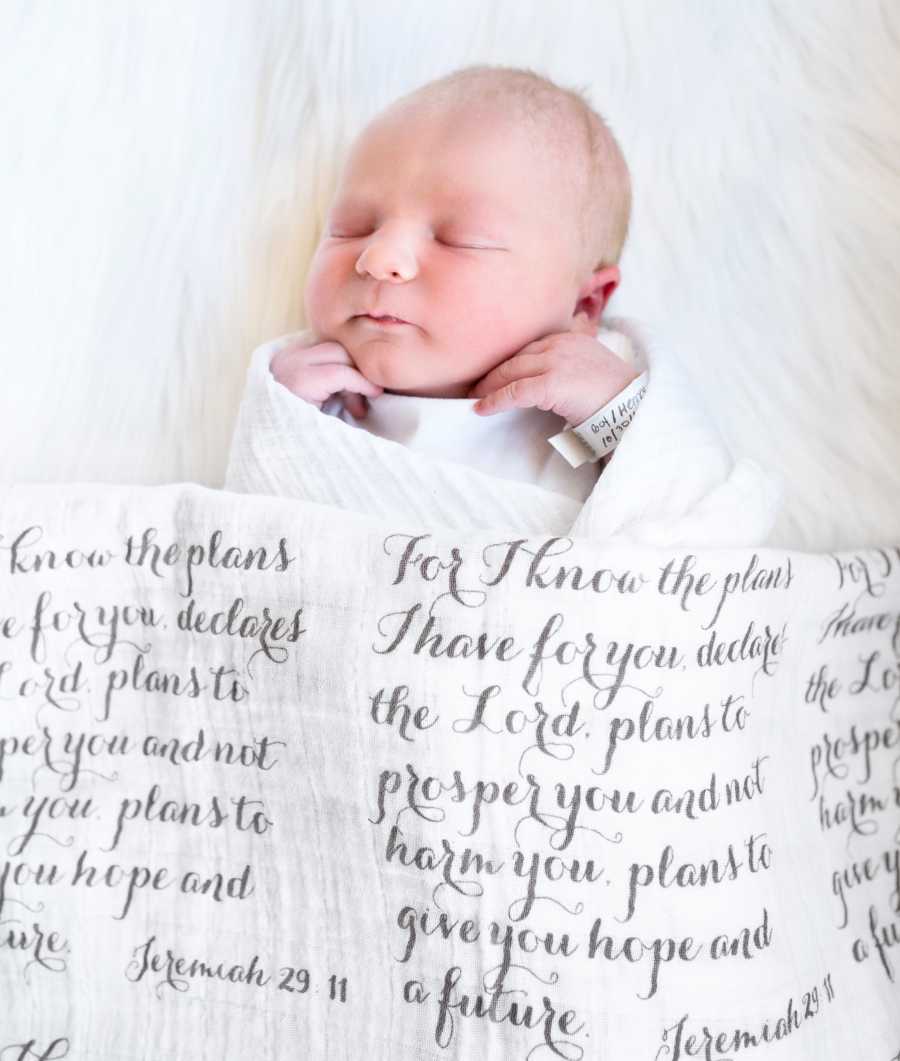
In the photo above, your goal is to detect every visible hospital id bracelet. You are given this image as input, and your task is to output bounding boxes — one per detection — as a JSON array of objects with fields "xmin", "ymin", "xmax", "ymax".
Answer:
[{"xmin": 547, "ymin": 371, "xmax": 649, "ymax": 468}]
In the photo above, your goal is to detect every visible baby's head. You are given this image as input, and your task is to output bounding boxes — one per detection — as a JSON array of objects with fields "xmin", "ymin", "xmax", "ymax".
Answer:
[{"xmin": 304, "ymin": 65, "xmax": 631, "ymax": 398}]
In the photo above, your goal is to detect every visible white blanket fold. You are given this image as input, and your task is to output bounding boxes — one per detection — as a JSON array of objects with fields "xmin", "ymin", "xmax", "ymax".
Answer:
[{"xmin": 225, "ymin": 319, "xmax": 782, "ymax": 546}]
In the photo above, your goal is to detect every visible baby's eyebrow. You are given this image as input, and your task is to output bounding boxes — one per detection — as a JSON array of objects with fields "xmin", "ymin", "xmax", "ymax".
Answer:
[
  {"xmin": 438, "ymin": 189, "xmax": 519, "ymax": 222},
  {"xmin": 326, "ymin": 196, "xmax": 371, "ymax": 216},
  {"xmin": 330, "ymin": 190, "xmax": 516, "ymax": 225}
]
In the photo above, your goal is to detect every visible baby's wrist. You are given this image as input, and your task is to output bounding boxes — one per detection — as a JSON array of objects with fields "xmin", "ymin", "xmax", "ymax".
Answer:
[
  {"xmin": 568, "ymin": 365, "xmax": 640, "ymax": 427},
  {"xmin": 548, "ymin": 371, "xmax": 649, "ymax": 468}
]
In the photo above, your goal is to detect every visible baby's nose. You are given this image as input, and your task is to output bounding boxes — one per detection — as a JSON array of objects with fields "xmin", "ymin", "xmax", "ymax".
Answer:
[{"xmin": 354, "ymin": 232, "xmax": 418, "ymax": 283}]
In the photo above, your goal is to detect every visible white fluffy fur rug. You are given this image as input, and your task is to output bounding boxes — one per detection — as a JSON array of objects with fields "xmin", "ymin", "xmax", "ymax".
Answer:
[{"xmin": 1, "ymin": 0, "xmax": 897, "ymax": 551}]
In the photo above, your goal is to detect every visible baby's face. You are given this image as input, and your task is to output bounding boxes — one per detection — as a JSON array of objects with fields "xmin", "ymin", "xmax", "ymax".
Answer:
[{"xmin": 304, "ymin": 102, "xmax": 589, "ymax": 398}]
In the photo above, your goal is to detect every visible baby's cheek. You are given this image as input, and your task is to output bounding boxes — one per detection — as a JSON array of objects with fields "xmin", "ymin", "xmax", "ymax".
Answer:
[
  {"xmin": 303, "ymin": 250, "xmax": 344, "ymax": 331},
  {"xmin": 447, "ymin": 278, "xmax": 512, "ymax": 342}
]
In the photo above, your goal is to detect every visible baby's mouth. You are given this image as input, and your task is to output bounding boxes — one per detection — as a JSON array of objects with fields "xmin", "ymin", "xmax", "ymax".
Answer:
[{"xmin": 354, "ymin": 313, "xmax": 411, "ymax": 327}]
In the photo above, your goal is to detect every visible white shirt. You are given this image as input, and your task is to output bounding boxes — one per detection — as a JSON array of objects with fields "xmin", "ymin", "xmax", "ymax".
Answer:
[{"xmin": 322, "ymin": 392, "xmax": 601, "ymax": 502}]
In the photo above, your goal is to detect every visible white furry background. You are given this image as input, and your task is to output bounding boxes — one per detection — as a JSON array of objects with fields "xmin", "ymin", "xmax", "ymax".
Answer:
[{"xmin": 1, "ymin": 1, "xmax": 897, "ymax": 551}]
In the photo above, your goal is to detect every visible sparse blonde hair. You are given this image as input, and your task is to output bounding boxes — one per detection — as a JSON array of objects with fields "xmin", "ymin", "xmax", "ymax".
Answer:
[{"xmin": 391, "ymin": 64, "xmax": 632, "ymax": 274}]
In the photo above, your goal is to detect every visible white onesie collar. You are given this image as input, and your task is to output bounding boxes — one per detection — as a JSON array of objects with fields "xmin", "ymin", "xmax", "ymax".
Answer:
[
  {"xmin": 352, "ymin": 391, "xmax": 599, "ymax": 502},
  {"xmin": 362, "ymin": 391, "xmax": 538, "ymax": 459}
]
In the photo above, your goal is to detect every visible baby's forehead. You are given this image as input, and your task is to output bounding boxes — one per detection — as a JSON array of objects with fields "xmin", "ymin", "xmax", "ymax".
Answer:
[
  {"xmin": 350, "ymin": 96, "xmax": 585, "ymax": 202},
  {"xmin": 391, "ymin": 91, "xmax": 580, "ymax": 160}
]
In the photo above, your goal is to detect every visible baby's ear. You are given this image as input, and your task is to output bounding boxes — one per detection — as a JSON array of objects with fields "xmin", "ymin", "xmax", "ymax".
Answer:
[
  {"xmin": 573, "ymin": 265, "xmax": 620, "ymax": 331},
  {"xmin": 570, "ymin": 311, "xmax": 597, "ymax": 336}
]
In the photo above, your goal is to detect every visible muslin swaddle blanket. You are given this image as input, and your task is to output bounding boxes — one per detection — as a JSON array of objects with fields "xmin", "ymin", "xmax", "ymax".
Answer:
[{"xmin": 1, "ymin": 322, "xmax": 897, "ymax": 1060}]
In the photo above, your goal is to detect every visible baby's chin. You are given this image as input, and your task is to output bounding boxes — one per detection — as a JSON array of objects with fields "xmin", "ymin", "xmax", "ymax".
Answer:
[{"xmin": 351, "ymin": 351, "xmax": 471, "ymax": 399}]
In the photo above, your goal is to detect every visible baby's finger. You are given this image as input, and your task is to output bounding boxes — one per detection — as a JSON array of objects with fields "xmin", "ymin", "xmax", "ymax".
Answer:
[
  {"xmin": 291, "ymin": 340, "xmax": 353, "ymax": 366},
  {"xmin": 341, "ymin": 392, "xmax": 368, "ymax": 419},
  {"xmin": 473, "ymin": 374, "xmax": 550, "ymax": 416},
  {"xmin": 319, "ymin": 364, "xmax": 384, "ymax": 401},
  {"xmin": 467, "ymin": 351, "xmax": 547, "ymax": 399},
  {"xmin": 271, "ymin": 342, "xmax": 343, "ymax": 388}
]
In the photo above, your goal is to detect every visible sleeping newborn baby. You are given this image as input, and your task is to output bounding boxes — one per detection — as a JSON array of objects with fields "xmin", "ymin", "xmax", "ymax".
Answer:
[{"xmin": 270, "ymin": 65, "xmax": 643, "ymax": 502}]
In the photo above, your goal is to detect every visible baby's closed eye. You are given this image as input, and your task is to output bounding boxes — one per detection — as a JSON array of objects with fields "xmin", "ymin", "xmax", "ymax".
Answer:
[
  {"xmin": 329, "ymin": 230, "xmax": 495, "ymax": 250},
  {"xmin": 436, "ymin": 236, "xmax": 489, "ymax": 249}
]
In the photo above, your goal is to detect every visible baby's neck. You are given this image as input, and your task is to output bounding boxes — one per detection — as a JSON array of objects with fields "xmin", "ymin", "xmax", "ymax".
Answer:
[{"xmin": 383, "ymin": 383, "xmax": 472, "ymax": 399}]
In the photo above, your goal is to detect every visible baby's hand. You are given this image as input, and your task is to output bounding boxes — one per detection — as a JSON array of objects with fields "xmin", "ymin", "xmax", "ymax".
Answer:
[
  {"xmin": 269, "ymin": 338, "xmax": 383, "ymax": 419},
  {"xmin": 467, "ymin": 332, "xmax": 639, "ymax": 426}
]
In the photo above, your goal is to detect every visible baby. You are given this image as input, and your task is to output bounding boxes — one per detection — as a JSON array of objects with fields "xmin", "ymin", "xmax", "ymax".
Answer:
[{"xmin": 270, "ymin": 65, "xmax": 641, "ymax": 502}]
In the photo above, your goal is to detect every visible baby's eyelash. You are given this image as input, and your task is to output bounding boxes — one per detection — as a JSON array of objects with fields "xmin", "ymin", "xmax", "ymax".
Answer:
[{"xmin": 327, "ymin": 229, "xmax": 495, "ymax": 250}]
